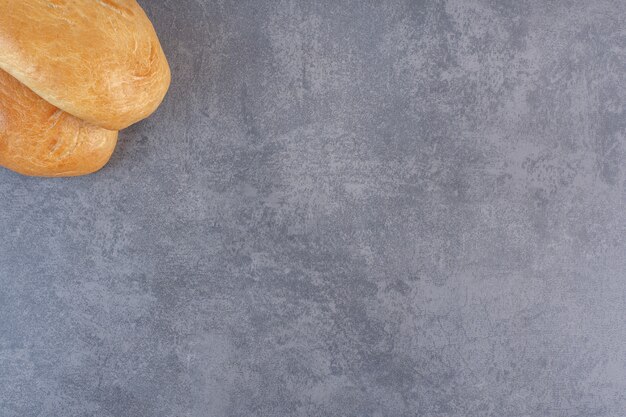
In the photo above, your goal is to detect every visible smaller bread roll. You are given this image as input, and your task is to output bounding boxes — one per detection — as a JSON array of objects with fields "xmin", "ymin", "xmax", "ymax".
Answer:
[
  {"xmin": 0, "ymin": 0, "xmax": 171, "ymax": 130},
  {"xmin": 0, "ymin": 69, "xmax": 118, "ymax": 177}
]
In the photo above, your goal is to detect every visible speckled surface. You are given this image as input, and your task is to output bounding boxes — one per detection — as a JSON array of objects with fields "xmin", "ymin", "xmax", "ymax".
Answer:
[{"xmin": 1, "ymin": 1, "xmax": 626, "ymax": 416}]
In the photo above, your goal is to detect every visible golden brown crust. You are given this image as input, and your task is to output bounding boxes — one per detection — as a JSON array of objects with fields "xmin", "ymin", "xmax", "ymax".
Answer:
[
  {"xmin": 0, "ymin": 69, "xmax": 118, "ymax": 177},
  {"xmin": 0, "ymin": 0, "xmax": 171, "ymax": 130}
]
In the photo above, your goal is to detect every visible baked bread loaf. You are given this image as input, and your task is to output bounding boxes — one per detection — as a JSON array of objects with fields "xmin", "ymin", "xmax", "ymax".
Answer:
[
  {"xmin": 0, "ymin": 69, "xmax": 118, "ymax": 177},
  {"xmin": 0, "ymin": 0, "xmax": 171, "ymax": 130},
  {"xmin": 0, "ymin": 0, "xmax": 170, "ymax": 177}
]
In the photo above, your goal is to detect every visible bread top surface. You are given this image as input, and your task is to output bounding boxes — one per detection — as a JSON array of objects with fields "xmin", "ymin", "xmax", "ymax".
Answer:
[
  {"xmin": 0, "ymin": 0, "xmax": 171, "ymax": 130},
  {"xmin": 0, "ymin": 68, "xmax": 118, "ymax": 177}
]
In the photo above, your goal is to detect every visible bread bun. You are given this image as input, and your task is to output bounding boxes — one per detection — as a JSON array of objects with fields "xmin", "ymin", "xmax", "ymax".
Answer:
[
  {"xmin": 0, "ymin": 69, "xmax": 118, "ymax": 177},
  {"xmin": 0, "ymin": 0, "xmax": 171, "ymax": 130}
]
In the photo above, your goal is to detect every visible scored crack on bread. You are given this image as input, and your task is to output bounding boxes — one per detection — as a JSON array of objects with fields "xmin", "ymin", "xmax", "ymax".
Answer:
[
  {"xmin": 0, "ymin": 69, "xmax": 118, "ymax": 177},
  {"xmin": 0, "ymin": 0, "xmax": 171, "ymax": 131}
]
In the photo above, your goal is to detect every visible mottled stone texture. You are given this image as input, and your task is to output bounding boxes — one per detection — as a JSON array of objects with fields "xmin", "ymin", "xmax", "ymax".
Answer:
[{"xmin": 1, "ymin": 0, "xmax": 626, "ymax": 416}]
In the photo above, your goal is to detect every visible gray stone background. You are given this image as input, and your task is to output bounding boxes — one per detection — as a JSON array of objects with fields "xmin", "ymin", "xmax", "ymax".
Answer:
[{"xmin": 1, "ymin": 0, "xmax": 625, "ymax": 416}]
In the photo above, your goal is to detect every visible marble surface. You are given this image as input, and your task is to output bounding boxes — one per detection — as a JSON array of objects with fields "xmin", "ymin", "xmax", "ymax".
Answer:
[{"xmin": 1, "ymin": 1, "xmax": 626, "ymax": 416}]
